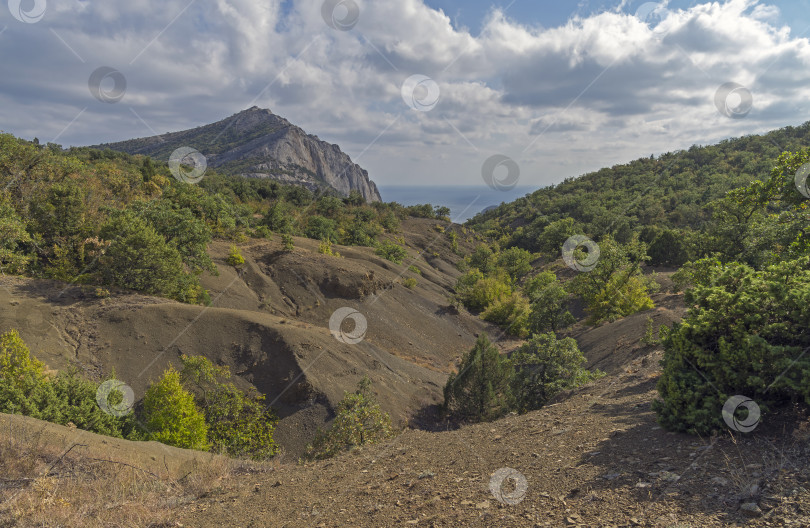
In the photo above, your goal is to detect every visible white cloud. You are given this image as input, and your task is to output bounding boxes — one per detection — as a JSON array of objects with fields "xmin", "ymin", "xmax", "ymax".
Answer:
[{"xmin": 0, "ymin": 0, "xmax": 808, "ymax": 189}]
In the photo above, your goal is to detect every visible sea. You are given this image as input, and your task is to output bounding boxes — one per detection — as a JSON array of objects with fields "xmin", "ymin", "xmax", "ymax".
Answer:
[{"xmin": 378, "ymin": 185, "xmax": 536, "ymax": 224}]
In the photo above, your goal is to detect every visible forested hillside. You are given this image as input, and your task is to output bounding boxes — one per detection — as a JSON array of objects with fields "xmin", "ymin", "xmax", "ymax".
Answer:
[
  {"xmin": 0, "ymin": 134, "xmax": 446, "ymax": 304},
  {"xmin": 467, "ymin": 121, "xmax": 810, "ymax": 266}
]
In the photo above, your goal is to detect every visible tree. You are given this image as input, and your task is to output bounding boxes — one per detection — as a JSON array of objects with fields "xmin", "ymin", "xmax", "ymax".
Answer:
[
  {"xmin": 179, "ymin": 355, "xmax": 278, "ymax": 459},
  {"xmin": 525, "ymin": 272, "xmax": 575, "ymax": 333},
  {"xmin": 128, "ymin": 199, "xmax": 216, "ymax": 274},
  {"xmin": 305, "ymin": 215, "xmax": 338, "ymax": 242},
  {"xmin": 0, "ymin": 194, "xmax": 31, "ymax": 274},
  {"xmin": 226, "ymin": 245, "xmax": 245, "ymax": 267},
  {"xmin": 510, "ymin": 333, "xmax": 601, "ymax": 413},
  {"xmin": 497, "ymin": 246, "xmax": 533, "ymax": 282},
  {"xmin": 443, "ymin": 334, "xmax": 512, "ymax": 422},
  {"xmin": 467, "ymin": 244, "xmax": 498, "ymax": 275},
  {"xmin": 142, "ymin": 367, "xmax": 209, "ymax": 450},
  {"xmin": 647, "ymin": 229, "xmax": 688, "ymax": 267},
  {"xmin": 99, "ymin": 210, "xmax": 188, "ymax": 298},
  {"xmin": 568, "ymin": 236, "xmax": 655, "ymax": 324},
  {"xmin": 262, "ymin": 200, "xmax": 295, "ymax": 233},
  {"xmin": 653, "ymin": 257, "xmax": 810, "ymax": 434},
  {"xmin": 305, "ymin": 376, "xmax": 394, "ymax": 460},
  {"xmin": 0, "ymin": 330, "xmax": 57, "ymax": 419}
]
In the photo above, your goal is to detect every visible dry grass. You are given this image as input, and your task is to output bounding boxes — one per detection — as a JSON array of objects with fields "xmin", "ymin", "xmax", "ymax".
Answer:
[{"xmin": 0, "ymin": 421, "xmax": 272, "ymax": 527}]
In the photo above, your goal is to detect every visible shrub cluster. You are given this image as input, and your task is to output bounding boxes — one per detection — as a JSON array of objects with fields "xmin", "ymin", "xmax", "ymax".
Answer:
[
  {"xmin": 0, "ymin": 331, "xmax": 278, "ymax": 459},
  {"xmin": 443, "ymin": 333, "xmax": 602, "ymax": 423},
  {"xmin": 305, "ymin": 377, "xmax": 394, "ymax": 460}
]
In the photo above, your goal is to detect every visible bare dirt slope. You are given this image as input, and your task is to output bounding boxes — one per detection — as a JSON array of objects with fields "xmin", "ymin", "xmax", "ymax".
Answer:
[
  {"xmin": 175, "ymin": 342, "xmax": 810, "ymax": 528},
  {"xmin": 3, "ymin": 269, "xmax": 809, "ymax": 526},
  {"xmin": 0, "ymin": 218, "xmax": 496, "ymax": 456}
]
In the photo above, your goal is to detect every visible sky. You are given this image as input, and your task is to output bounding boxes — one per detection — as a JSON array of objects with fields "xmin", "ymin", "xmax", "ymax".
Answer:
[{"xmin": 2, "ymin": 0, "xmax": 810, "ymax": 190}]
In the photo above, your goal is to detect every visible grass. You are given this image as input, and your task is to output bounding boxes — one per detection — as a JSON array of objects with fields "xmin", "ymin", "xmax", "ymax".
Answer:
[{"xmin": 0, "ymin": 418, "xmax": 273, "ymax": 527}]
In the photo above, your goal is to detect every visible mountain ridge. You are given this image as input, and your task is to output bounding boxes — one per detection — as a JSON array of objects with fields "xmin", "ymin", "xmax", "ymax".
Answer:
[{"xmin": 93, "ymin": 106, "xmax": 382, "ymax": 202}]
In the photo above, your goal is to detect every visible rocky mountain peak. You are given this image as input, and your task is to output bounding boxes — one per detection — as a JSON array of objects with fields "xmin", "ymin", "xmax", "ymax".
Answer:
[{"xmin": 93, "ymin": 108, "xmax": 382, "ymax": 202}]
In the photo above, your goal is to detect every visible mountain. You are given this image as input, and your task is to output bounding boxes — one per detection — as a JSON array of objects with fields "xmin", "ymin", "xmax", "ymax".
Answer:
[{"xmin": 94, "ymin": 106, "xmax": 382, "ymax": 202}]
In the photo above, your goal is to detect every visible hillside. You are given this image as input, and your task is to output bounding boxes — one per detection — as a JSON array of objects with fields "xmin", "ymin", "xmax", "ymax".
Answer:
[
  {"xmin": 3, "ymin": 280, "xmax": 808, "ymax": 526},
  {"xmin": 0, "ymin": 216, "xmax": 502, "ymax": 457},
  {"xmin": 467, "ymin": 121, "xmax": 810, "ymax": 252},
  {"xmin": 93, "ymin": 106, "xmax": 382, "ymax": 202}
]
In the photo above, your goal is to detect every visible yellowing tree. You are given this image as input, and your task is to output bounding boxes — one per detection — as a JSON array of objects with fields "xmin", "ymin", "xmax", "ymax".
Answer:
[{"xmin": 143, "ymin": 367, "xmax": 209, "ymax": 451}]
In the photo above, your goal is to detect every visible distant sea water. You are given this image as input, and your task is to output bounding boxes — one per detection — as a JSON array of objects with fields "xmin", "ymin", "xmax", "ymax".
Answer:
[{"xmin": 378, "ymin": 185, "xmax": 536, "ymax": 223}]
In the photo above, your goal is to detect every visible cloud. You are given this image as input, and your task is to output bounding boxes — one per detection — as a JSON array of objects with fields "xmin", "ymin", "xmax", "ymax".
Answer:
[{"xmin": 0, "ymin": 0, "xmax": 808, "ymax": 189}]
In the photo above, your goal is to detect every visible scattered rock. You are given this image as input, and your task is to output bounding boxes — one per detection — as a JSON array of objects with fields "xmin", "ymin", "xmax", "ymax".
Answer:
[{"xmin": 740, "ymin": 502, "xmax": 762, "ymax": 518}]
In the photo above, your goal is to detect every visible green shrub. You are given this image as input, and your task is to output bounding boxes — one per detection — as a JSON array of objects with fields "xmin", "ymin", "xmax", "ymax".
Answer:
[
  {"xmin": 252, "ymin": 225, "xmax": 272, "ymax": 239},
  {"xmin": 51, "ymin": 369, "xmax": 142, "ymax": 439},
  {"xmin": 99, "ymin": 211, "xmax": 189, "ymax": 299},
  {"xmin": 180, "ymin": 355, "xmax": 278, "ymax": 459},
  {"xmin": 510, "ymin": 333, "xmax": 603, "ymax": 413},
  {"xmin": 496, "ymin": 246, "xmax": 533, "ymax": 281},
  {"xmin": 0, "ymin": 330, "xmax": 58, "ymax": 419},
  {"xmin": 648, "ymin": 229, "xmax": 688, "ymax": 267},
  {"xmin": 408, "ymin": 265, "xmax": 421, "ymax": 275},
  {"xmin": 481, "ymin": 291, "xmax": 530, "ymax": 337},
  {"xmin": 318, "ymin": 239, "xmax": 340, "ymax": 257},
  {"xmin": 402, "ymin": 277, "xmax": 417, "ymax": 289},
  {"xmin": 375, "ymin": 241, "xmax": 408, "ymax": 264},
  {"xmin": 262, "ymin": 201, "xmax": 295, "ymax": 233},
  {"xmin": 0, "ymin": 331, "xmax": 140, "ymax": 439},
  {"xmin": 142, "ymin": 367, "xmax": 209, "ymax": 451},
  {"xmin": 226, "ymin": 244, "xmax": 245, "ymax": 267},
  {"xmin": 305, "ymin": 377, "xmax": 394, "ymax": 460},
  {"xmin": 443, "ymin": 334, "xmax": 512, "ymax": 422},
  {"xmin": 305, "ymin": 215, "xmax": 338, "ymax": 242},
  {"xmin": 282, "ymin": 234, "xmax": 294, "ymax": 251},
  {"xmin": 467, "ymin": 244, "xmax": 498, "ymax": 275},
  {"xmin": 455, "ymin": 271, "xmax": 512, "ymax": 312},
  {"xmin": 653, "ymin": 258, "xmax": 810, "ymax": 434},
  {"xmin": 129, "ymin": 199, "xmax": 216, "ymax": 274}
]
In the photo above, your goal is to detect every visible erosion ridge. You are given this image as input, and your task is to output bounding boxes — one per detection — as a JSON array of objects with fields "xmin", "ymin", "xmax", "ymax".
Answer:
[{"xmin": 0, "ymin": 218, "xmax": 498, "ymax": 458}]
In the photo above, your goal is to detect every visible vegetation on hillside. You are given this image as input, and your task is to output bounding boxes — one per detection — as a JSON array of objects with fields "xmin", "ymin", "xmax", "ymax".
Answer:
[
  {"xmin": 459, "ymin": 123, "xmax": 810, "ymax": 434},
  {"xmin": 442, "ymin": 333, "xmax": 602, "ymax": 423},
  {"xmin": 305, "ymin": 376, "xmax": 395, "ymax": 460},
  {"xmin": 0, "ymin": 330, "xmax": 279, "ymax": 458},
  {"xmin": 0, "ymin": 133, "xmax": 450, "ymax": 304}
]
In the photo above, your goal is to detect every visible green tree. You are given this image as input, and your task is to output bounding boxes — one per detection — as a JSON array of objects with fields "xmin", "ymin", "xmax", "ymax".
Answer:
[
  {"xmin": 569, "ymin": 236, "xmax": 655, "ymax": 324},
  {"xmin": 262, "ymin": 200, "xmax": 295, "ymax": 233},
  {"xmin": 0, "ymin": 330, "xmax": 57, "ymax": 419},
  {"xmin": 226, "ymin": 244, "xmax": 245, "ymax": 267},
  {"xmin": 99, "ymin": 210, "xmax": 189, "ymax": 298},
  {"xmin": 467, "ymin": 244, "xmax": 498, "ymax": 275},
  {"xmin": 305, "ymin": 215, "xmax": 338, "ymax": 242},
  {"xmin": 0, "ymin": 194, "xmax": 31, "ymax": 274},
  {"xmin": 443, "ymin": 334, "xmax": 512, "ymax": 422},
  {"xmin": 305, "ymin": 376, "xmax": 394, "ymax": 460},
  {"xmin": 497, "ymin": 246, "xmax": 533, "ymax": 282},
  {"xmin": 179, "ymin": 355, "xmax": 278, "ymax": 459},
  {"xmin": 129, "ymin": 199, "xmax": 216, "ymax": 274},
  {"xmin": 142, "ymin": 367, "xmax": 209, "ymax": 450},
  {"xmin": 653, "ymin": 257, "xmax": 810, "ymax": 434},
  {"xmin": 526, "ymin": 272, "xmax": 575, "ymax": 333},
  {"xmin": 647, "ymin": 229, "xmax": 688, "ymax": 267},
  {"xmin": 510, "ymin": 333, "xmax": 601, "ymax": 413}
]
